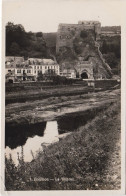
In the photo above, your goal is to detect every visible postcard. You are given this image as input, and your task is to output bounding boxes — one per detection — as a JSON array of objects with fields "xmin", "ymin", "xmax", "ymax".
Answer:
[{"xmin": 1, "ymin": 0, "xmax": 126, "ymax": 195}]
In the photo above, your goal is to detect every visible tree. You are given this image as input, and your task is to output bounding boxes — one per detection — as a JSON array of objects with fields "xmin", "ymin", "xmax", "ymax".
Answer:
[
  {"xmin": 5, "ymin": 22, "xmax": 49, "ymax": 58},
  {"xmin": 36, "ymin": 32, "xmax": 43, "ymax": 37},
  {"xmin": 6, "ymin": 22, "xmax": 28, "ymax": 55},
  {"xmin": 101, "ymin": 40, "xmax": 108, "ymax": 54},
  {"xmin": 10, "ymin": 42, "xmax": 20, "ymax": 55}
]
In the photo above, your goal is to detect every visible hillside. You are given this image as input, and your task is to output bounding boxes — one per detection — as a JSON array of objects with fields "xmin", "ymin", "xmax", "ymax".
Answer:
[
  {"xmin": 6, "ymin": 22, "xmax": 121, "ymax": 75},
  {"xmin": 100, "ymin": 35, "xmax": 121, "ymax": 75}
]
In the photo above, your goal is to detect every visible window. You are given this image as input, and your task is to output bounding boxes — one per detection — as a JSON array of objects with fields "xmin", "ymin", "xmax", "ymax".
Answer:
[
  {"xmin": 45, "ymin": 66, "xmax": 47, "ymax": 69},
  {"xmin": 27, "ymin": 70, "xmax": 31, "ymax": 73},
  {"xmin": 34, "ymin": 66, "xmax": 36, "ymax": 69},
  {"xmin": 17, "ymin": 69, "xmax": 21, "ymax": 73},
  {"xmin": 34, "ymin": 70, "xmax": 36, "ymax": 74}
]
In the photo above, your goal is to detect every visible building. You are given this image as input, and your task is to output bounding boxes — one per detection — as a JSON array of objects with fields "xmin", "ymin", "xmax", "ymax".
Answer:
[
  {"xmin": 56, "ymin": 21, "xmax": 101, "ymax": 53},
  {"xmin": 76, "ymin": 57, "xmax": 94, "ymax": 79},
  {"xmin": 56, "ymin": 21, "xmax": 112, "ymax": 79},
  {"xmin": 101, "ymin": 31, "xmax": 121, "ymax": 37},
  {"xmin": 5, "ymin": 57, "xmax": 60, "ymax": 82},
  {"xmin": 60, "ymin": 69, "xmax": 76, "ymax": 78},
  {"xmin": 28, "ymin": 58, "xmax": 60, "ymax": 78}
]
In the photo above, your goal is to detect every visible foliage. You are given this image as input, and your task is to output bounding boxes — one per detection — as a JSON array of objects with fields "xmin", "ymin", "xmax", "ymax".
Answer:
[
  {"xmin": 36, "ymin": 32, "xmax": 43, "ymax": 37},
  {"xmin": 100, "ymin": 36, "xmax": 121, "ymax": 74},
  {"xmin": 52, "ymin": 75, "xmax": 75, "ymax": 85},
  {"xmin": 9, "ymin": 42, "xmax": 20, "ymax": 55},
  {"xmin": 102, "ymin": 53, "xmax": 118, "ymax": 69},
  {"xmin": 6, "ymin": 22, "xmax": 48, "ymax": 58},
  {"xmin": 100, "ymin": 37, "xmax": 121, "ymax": 58},
  {"xmin": 5, "ymin": 100, "xmax": 120, "ymax": 190}
]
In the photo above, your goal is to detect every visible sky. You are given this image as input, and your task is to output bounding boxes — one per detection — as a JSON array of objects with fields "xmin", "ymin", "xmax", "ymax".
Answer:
[{"xmin": 2, "ymin": 0, "xmax": 125, "ymax": 33}]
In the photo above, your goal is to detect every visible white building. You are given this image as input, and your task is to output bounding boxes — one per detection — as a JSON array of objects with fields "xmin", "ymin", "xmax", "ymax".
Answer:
[
  {"xmin": 28, "ymin": 58, "xmax": 60, "ymax": 77},
  {"xmin": 5, "ymin": 57, "xmax": 60, "ymax": 82}
]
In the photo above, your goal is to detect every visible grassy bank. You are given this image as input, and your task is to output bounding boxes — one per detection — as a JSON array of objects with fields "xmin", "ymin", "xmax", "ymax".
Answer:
[{"xmin": 5, "ymin": 100, "xmax": 121, "ymax": 190}]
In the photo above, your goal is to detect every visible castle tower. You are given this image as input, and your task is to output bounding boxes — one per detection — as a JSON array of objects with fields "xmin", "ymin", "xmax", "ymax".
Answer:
[
  {"xmin": 56, "ymin": 21, "xmax": 101, "ymax": 53},
  {"xmin": 56, "ymin": 21, "xmax": 112, "ymax": 79}
]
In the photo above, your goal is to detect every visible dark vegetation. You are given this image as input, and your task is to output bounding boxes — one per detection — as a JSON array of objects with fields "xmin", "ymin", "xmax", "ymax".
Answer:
[
  {"xmin": 5, "ymin": 100, "xmax": 121, "ymax": 190},
  {"xmin": 100, "ymin": 36, "xmax": 121, "ymax": 75},
  {"xmin": 6, "ymin": 22, "xmax": 49, "ymax": 58}
]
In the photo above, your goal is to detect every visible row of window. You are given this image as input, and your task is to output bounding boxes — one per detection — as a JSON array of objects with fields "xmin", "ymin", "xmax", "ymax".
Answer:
[
  {"xmin": 16, "ymin": 69, "xmax": 58, "ymax": 74},
  {"xmin": 34, "ymin": 65, "xmax": 58, "ymax": 69},
  {"xmin": 17, "ymin": 70, "xmax": 31, "ymax": 74}
]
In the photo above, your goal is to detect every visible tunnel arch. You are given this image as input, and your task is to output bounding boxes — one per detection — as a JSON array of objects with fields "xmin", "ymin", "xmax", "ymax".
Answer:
[{"xmin": 81, "ymin": 71, "xmax": 88, "ymax": 79}]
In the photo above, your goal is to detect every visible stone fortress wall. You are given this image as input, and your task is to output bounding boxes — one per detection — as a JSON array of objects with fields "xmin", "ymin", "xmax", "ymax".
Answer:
[
  {"xmin": 56, "ymin": 21, "xmax": 101, "ymax": 53},
  {"xmin": 56, "ymin": 21, "xmax": 112, "ymax": 79}
]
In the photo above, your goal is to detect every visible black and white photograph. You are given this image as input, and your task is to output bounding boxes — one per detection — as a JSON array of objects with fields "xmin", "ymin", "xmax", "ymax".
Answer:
[{"xmin": 1, "ymin": 0, "xmax": 126, "ymax": 194}]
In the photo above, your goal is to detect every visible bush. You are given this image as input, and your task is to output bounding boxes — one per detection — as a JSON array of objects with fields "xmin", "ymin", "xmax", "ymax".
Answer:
[{"xmin": 8, "ymin": 79, "xmax": 13, "ymax": 83}]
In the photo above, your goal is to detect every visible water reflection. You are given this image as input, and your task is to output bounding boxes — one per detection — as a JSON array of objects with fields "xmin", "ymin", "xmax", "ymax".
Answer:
[
  {"xmin": 5, "ymin": 121, "xmax": 47, "ymax": 149},
  {"xmin": 5, "ymin": 121, "xmax": 59, "ymax": 165},
  {"xmin": 5, "ymin": 106, "xmax": 104, "ymax": 165},
  {"xmin": 57, "ymin": 109, "xmax": 97, "ymax": 134}
]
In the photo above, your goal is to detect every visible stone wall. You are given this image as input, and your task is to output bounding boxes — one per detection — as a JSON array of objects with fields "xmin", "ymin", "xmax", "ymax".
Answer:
[
  {"xmin": 56, "ymin": 21, "xmax": 101, "ymax": 53},
  {"xmin": 56, "ymin": 21, "xmax": 112, "ymax": 79},
  {"xmin": 76, "ymin": 61, "xmax": 94, "ymax": 79}
]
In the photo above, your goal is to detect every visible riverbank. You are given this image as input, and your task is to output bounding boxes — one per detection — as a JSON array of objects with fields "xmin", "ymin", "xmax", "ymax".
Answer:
[
  {"xmin": 5, "ymin": 98, "xmax": 121, "ymax": 190},
  {"xmin": 6, "ymin": 80, "xmax": 119, "ymax": 104},
  {"xmin": 6, "ymin": 88, "xmax": 120, "ymax": 126}
]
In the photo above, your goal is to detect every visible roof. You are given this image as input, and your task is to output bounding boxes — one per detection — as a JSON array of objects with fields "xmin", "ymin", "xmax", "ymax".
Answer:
[
  {"xmin": 28, "ymin": 58, "xmax": 56, "ymax": 65},
  {"xmin": 5, "ymin": 57, "xmax": 58, "ymax": 69},
  {"xmin": 6, "ymin": 56, "xmax": 26, "ymax": 68},
  {"xmin": 42, "ymin": 59, "xmax": 54, "ymax": 64},
  {"xmin": 6, "ymin": 56, "xmax": 24, "ymax": 63}
]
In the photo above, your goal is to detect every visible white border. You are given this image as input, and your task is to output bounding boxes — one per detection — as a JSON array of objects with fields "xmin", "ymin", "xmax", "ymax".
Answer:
[{"xmin": 1, "ymin": 0, "xmax": 126, "ymax": 195}]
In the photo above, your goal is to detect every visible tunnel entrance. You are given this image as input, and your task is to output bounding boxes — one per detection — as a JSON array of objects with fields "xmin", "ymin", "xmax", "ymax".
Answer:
[{"xmin": 81, "ymin": 72, "xmax": 88, "ymax": 79}]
